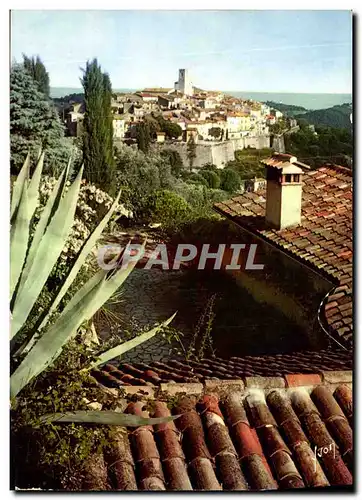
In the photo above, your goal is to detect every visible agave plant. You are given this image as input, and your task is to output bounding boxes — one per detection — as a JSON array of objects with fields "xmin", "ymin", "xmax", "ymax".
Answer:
[{"xmin": 10, "ymin": 154, "xmax": 176, "ymax": 429}]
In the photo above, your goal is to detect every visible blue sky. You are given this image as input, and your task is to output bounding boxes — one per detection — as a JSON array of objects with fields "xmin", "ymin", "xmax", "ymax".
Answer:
[{"xmin": 11, "ymin": 10, "xmax": 352, "ymax": 93}]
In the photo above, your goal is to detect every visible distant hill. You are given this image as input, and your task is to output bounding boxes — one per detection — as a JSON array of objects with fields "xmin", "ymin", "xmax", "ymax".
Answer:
[
  {"xmin": 266, "ymin": 100, "xmax": 352, "ymax": 130},
  {"xmin": 50, "ymin": 87, "xmax": 137, "ymax": 98},
  {"xmin": 295, "ymin": 103, "xmax": 352, "ymax": 130},
  {"xmin": 264, "ymin": 101, "xmax": 308, "ymax": 116}
]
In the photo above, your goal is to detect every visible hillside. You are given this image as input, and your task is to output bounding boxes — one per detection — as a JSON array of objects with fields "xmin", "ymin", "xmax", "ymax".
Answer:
[
  {"xmin": 264, "ymin": 101, "xmax": 308, "ymax": 116},
  {"xmin": 295, "ymin": 103, "xmax": 352, "ymax": 130}
]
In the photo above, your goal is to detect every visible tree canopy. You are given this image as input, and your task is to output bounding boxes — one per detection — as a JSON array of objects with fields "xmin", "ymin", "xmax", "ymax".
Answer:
[
  {"xmin": 10, "ymin": 64, "xmax": 71, "ymax": 175},
  {"xmin": 23, "ymin": 54, "xmax": 50, "ymax": 97},
  {"xmin": 220, "ymin": 168, "xmax": 241, "ymax": 193},
  {"xmin": 81, "ymin": 59, "xmax": 115, "ymax": 192}
]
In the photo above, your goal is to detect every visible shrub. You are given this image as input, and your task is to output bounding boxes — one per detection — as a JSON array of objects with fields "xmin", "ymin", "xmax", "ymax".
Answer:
[
  {"xmin": 199, "ymin": 169, "xmax": 221, "ymax": 189},
  {"xmin": 188, "ymin": 173, "xmax": 208, "ymax": 186},
  {"xmin": 141, "ymin": 189, "xmax": 191, "ymax": 227},
  {"xmin": 220, "ymin": 168, "xmax": 241, "ymax": 193}
]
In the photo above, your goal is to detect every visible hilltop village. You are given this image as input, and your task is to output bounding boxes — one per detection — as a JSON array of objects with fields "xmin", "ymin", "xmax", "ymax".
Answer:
[{"xmin": 62, "ymin": 69, "xmax": 297, "ymax": 168}]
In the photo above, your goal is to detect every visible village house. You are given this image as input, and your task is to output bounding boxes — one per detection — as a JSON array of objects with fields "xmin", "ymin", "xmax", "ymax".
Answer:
[
  {"xmin": 271, "ymin": 108, "xmax": 283, "ymax": 119},
  {"xmin": 65, "ymin": 102, "xmax": 84, "ymax": 137},
  {"xmin": 266, "ymin": 114, "xmax": 276, "ymax": 125},
  {"xmin": 112, "ymin": 114, "xmax": 126, "ymax": 139},
  {"xmin": 226, "ymin": 112, "xmax": 251, "ymax": 138}
]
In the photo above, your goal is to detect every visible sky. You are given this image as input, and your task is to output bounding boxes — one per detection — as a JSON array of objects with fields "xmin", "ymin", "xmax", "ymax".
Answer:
[{"xmin": 10, "ymin": 10, "xmax": 352, "ymax": 93}]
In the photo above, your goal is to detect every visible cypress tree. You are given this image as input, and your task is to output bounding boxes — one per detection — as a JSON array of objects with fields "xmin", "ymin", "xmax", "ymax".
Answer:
[
  {"xmin": 136, "ymin": 122, "xmax": 150, "ymax": 153},
  {"xmin": 81, "ymin": 59, "xmax": 115, "ymax": 192},
  {"xmin": 23, "ymin": 54, "xmax": 50, "ymax": 97},
  {"xmin": 187, "ymin": 134, "xmax": 197, "ymax": 171}
]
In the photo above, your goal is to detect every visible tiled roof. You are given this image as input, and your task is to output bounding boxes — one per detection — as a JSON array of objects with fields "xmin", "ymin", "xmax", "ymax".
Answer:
[
  {"xmin": 262, "ymin": 152, "xmax": 310, "ymax": 170},
  {"xmin": 92, "ymin": 348, "xmax": 352, "ymax": 388},
  {"xmin": 82, "ymin": 377, "xmax": 353, "ymax": 490},
  {"xmin": 214, "ymin": 163, "xmax": 353, "ymax": 346}
]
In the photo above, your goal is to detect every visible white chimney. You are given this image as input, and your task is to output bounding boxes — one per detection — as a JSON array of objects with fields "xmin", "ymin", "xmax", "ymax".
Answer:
[{"xmin": 263, "ymin": 153, "xmax": 304, "ymax": 230}]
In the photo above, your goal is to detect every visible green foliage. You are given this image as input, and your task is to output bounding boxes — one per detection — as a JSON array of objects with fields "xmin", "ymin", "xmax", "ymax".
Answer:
[
  {"xmin": 23, "ymin": 54, "xmax": 50, "ymax": 97},
  {"xmin": 10, "ymin": 64, "xmax": 71, "ymax": 175},
  {"xmin": 199, "ymin": 169, "xmax": 221, "ymax": 189},
  {"xmin": 201, "ymin": 163, "xmax": 218, "ymax": 171},
  {"xmin": 220, "ymin": 168, "xmax": 241, "ymax": 193},
  {"xmin": 295, "ymin": 103, "xmax": 352, "ymax": 130},
  {"xmin": 160, "ymin": 149, "xmax": 183, "ymax": 177},
  {"xmin": 187, "ymin": 294, "xmax": 217, "ymax": 360},
  {"xmin": 154, "ymin": 115, "xmax": 183, "ymax": 139},
  {"xmin": 35, "ymin": 175, "xmax": 123, "ymax": 283},
  {"xmin": 11, "ymin": 335, "xmax": 177, "ymax": 489},
  {"xmin": 136, "ymin": 121, "xmax": 151, "ymax": 153},
  {"xmin": 188, "ymin": 173, "xmax": 208, "ymax": 186},
  {"xmin": 10, "ymin": 155, "xmax": 149, "ymax": 398},
  {"xmin": 226, "ymin": 148, "xmax": 272, "ymax": 180},
  {"xmin": 284, "ymin": 126, "xmax": 353, "ymax": 168},
  {"xmin": 81, "ymin": 59, "xmax": 115, "ymax": 193},
  {"xmin": 115, "ymin": 144, "xmax": 174, "ymax": 218},
  {"xmin": 269, "ymin": 118, "xmax": 288, "ymax": 135},
  {"xmin": 187, "ymin": 135, "xmax": 197, "ymax": 170},
  {"xmin": 11, "ymin": 341, "xmax": 117, "ymax": 490},
  {"xmin": 208, "ymin": 127, "xmax": 222, "ymax": 139},
  {"xmin": 141, "ymin": 189, "xmax": 191, "ymax": 228}
]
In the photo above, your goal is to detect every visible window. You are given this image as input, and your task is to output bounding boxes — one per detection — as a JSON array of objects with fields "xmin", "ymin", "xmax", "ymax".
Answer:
[
  {"xmin": 293, "ymin": 174, "xmax": 300, "ymax": 183},
  {"xmin": 285, "ymin": 174, "xmax": 292, "ymax": 183}
]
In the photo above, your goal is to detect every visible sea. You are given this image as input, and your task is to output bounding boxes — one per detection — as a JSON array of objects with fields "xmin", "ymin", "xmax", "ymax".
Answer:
[{"xmin": 50, "ymin": 87, "xmax": 352, "ymax": 111}]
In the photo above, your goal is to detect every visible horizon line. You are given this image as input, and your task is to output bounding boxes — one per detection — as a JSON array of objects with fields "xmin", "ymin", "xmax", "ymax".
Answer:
[{"xmin": 50, "ymin": 86, "xmax": 352, "ymax": 96}]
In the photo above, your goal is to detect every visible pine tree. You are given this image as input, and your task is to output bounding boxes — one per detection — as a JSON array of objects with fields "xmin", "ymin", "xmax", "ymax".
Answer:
[
  {"xmin": 23, "ymin": 54, "xmax": 50, "ymax": 97},
  {"xmin": 81, "ymin": 59, "xmax": 115, "ymax": 192},
  {"xmin": 10, "ymin": 64, "xmax": 71, "ymax": 174}
]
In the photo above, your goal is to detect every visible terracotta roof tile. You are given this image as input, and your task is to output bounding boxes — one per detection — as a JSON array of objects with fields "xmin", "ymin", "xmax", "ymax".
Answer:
[
  {"xmin": 91, "ymin": 376, "xmax": 353, "ymax": 491},
  {"xmin": 93, "ymin": 348, "xmax": 352, "ymax": 388},
  {"xmin": 214, "ymin": 163, "xmax": 353, "ymax": 346}
]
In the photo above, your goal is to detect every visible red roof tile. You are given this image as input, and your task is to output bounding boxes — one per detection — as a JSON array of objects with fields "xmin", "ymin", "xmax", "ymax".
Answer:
[
  {"xmin": 92, "ymin": 348, "xmax": 352, "ymax": 388},
  {"xmin": 79, "ymin": 379, "xmax": 352, "ymax": 491},
  {"xmin": 214, "ymin": 163, "xmax": 353, "ymax": 345}
]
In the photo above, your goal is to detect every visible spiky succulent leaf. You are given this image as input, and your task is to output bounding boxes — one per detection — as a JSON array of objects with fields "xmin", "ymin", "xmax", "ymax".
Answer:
[
  {"xmin": 11, "ymin": 243, "xmax": 145, "ymax": 398},
  {"xmin": 10, "ymin": 153, "xmax": 30, "ymax": 221},
  {"xmin": 91, "ymin": 312, "xmax": 177, "ymax": 368},
  {"xmin": 11, "ymin": 166, "xmax": 83, "ymax": 339},
  {"xmin": 37, "ymin": 189, "xmax": 122, "ymax": 331},
  {"xmin": 10, "ymin": 275, "xmax": 107, "ymax": 398},
  {"xmin": 39, "ymin": 411, "xmax": 180, "ymax": 426},
  {"xmin": 18, "ymin": 158, "xmax": 71, "ymax": 289},
  {"xmin": 27, "ymin": 152, "xmax": 44, "ymax": 219},
  {"xmin": 10, "ymin": 182, "xmax": 31, "ymax": 297}
]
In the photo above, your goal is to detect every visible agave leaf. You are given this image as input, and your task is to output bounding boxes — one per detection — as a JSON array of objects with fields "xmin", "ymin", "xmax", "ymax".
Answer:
[
  {"xmin": 58, "ymin": 240, "xmax": 145, "ymax": 326},
  {"xmin": 27, "ymin": 152, "xmax": 44, "ymax": 219},
  {"xmin": 39, "ymin": 411, "xmax": 180, "ymax": 426},
  {"xmin": 10, "ymin": 153, "xmax": 30, "ymax": 221},
  {"xmin": 37, "ymin": 189, "xmax": 122, "ymax": 331},
  {"xmin": 20, "ymin": 270, "xmax": 107, "ymax": 356},
  {"xmin": 10, "ymin": 182, "xmax": 31, "ymax": 297},
  {"xmin": 91, "ymin": 312, "xmax": 177, "ymax": 369},
  {"xmin": 10, "ymin": 275, "xmax": 107, "ymax": 398},
  {"xmin": 11, "ymin": 166, "xmax": 84, "ymax": 339},
  {"xmin": 17, "ymin": 159, "xmax": 71, "ymax": 291},
  {"xmin": 10, "ymin": 242, "xmax": 145, "ymax": 398}
]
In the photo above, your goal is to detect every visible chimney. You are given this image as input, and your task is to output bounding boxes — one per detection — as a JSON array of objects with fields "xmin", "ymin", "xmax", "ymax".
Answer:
[{"xmin": 262, "ymin": 153, "xmax": 304, "ymax": 230}]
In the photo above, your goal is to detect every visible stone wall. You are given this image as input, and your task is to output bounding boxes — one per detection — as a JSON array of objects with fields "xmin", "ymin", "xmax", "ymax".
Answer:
[{"xmin": 153, "ymin": 135, "xmax": 271, "ymax": 169}]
